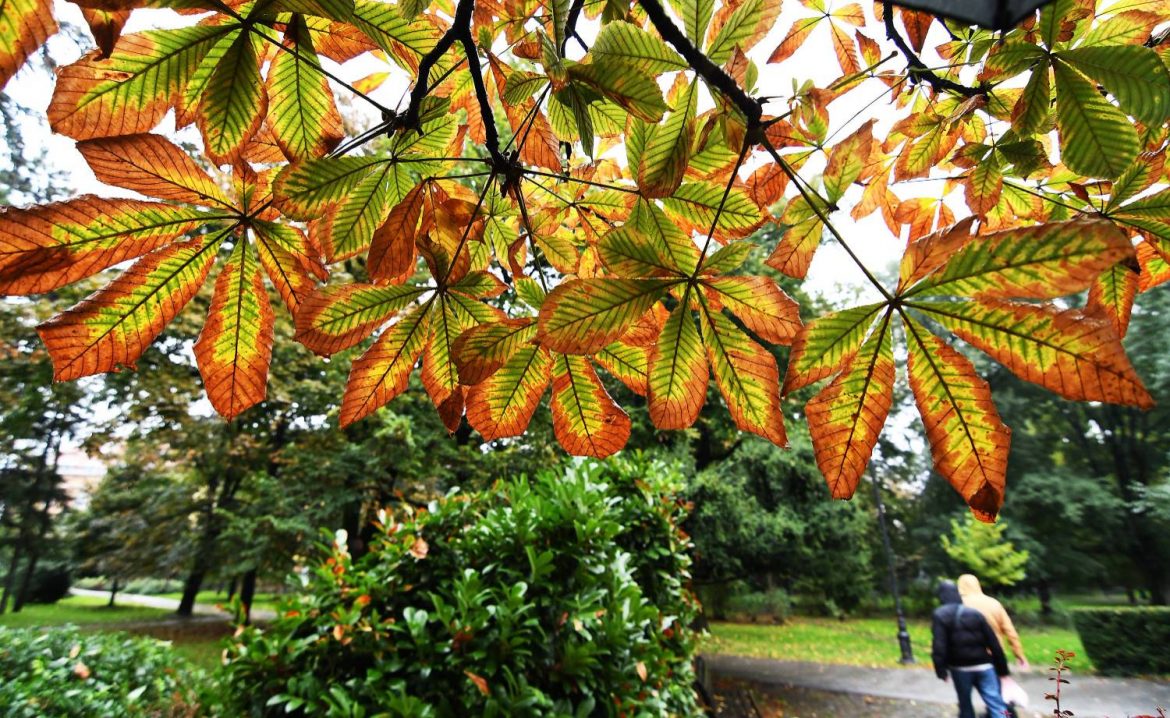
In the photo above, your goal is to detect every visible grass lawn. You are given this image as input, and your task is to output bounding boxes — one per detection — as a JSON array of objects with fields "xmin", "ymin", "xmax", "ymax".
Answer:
[
  {"xmin": 0, "ymin": 594, "xmax": 173, "ymax": 628},
  {"xmin": 154, "ymin": 589, "xmax": 284, "ymax": 613},
  {"xmin": 703, "ymin": 617, "xmax": 1094, "ymax": 673}
]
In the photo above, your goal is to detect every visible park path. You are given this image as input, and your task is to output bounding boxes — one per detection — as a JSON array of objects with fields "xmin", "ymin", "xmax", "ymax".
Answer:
[
  {"xmin": 69, "ymin": 588, "xmax": 277, "ymax": 622},
  {"xmin": 705, "ymin": 654, "xmax": 1170, "ymax": 718}
]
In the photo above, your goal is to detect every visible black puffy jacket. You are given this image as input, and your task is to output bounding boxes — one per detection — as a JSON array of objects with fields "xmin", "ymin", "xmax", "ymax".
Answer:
[{"xmin": 930, "ymin": 581, "xmax": 1009, "ymax": 680}]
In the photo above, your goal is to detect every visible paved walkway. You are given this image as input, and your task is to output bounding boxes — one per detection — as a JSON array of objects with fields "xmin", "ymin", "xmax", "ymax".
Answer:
[
  {"xmin": 69, "ymin": 588, "xmax": 277, "ymax": 622},
  {"xmin": 705, "ymin": 654, "xmax": 1170, "ymax": 718}
]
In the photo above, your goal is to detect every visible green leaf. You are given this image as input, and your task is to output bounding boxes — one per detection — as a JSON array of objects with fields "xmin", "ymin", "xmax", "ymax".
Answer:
[
  {"xmin": 198, "ymin": 31, "xmax": 266, "ymax": 163},
  {"xmin": 567, "ymin": 61, "xmax": 667, "ymax": 123},
  {"xmin": 1052, "ymin": 60, "xmax": 1139, "ymax": 179},
  {"xmin": 638, "ymin": 81, "xmax": 697, "ymax": 199},
  {"xmin": 1059, "ymin": 45, "xmax": 1170, "ymax": 127},
  {"xmin": 1011, "ymin": 65, "xmax": 1051, "ymax": 136},
  {"xmin": 669, "ymin": 0, "xmax": 714, "ymax": 45},
  {"xmin": 592, "ymin": 21, "xmax": 686, "ymax": 75},
  {"xmin": 538, "ymin": 278, "xmax": 677, "ymax": 354},
  {"xmin": 705, "ymin": 0, "xmax": 763, "ymax": 65},
  {"xmin": 267, "ymin": 15, "xmax": 343, "ymax": 162}
]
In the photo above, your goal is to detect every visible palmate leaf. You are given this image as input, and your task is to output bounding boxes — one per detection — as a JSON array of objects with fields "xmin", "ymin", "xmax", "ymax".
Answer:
[
  {"xmin": 805, "ymin": 312, "xmax": 894, "ymax": 500},
  {"xmin": 77, "ymin": 134, "xmax": 235, "ymax": 209},
  {"xmin": 783, "ymin": 302, "xmax": 884, "ymax": 394},
  {"xmin": 340, "ymin": 302, "xmax": 432, "ymax": 427},
  {"xmin": 37, "ymin": 234, "xmax": 221, "ymax": 381},
  {"xmin": 199, "ymin": 31, "xmax": 267, "ymax": 164},
  {"xmin": 591, "ymin": 21, "xmax": 686, "ymax": 74},
  {"xmin": 637, "ymin": 81, "xmax": 697, "ymax": 199},
  {"xmin": 903, "ymin": 314, "xmax": 1010, "ymax": 522},
  {"xmin": 550, "ymin": 353, "xmax": 631, "ymax": 458},
  {"xmin": 453, "ymin": 318, "xmax": 538, "ymax": 385},
  {"xmin": 272, "ymin": 155, "xmax": 393, "ymax": 219},
  {"xmin": 316, "ymin": 162, "xmax": 411, "ymax": 262},
  {"xmin": 1086, "ymin": 262, "xmax": 1139, "ymax": 339},
  {"xmin": 537, "ymin": 278, "xmax": 678, "ymax": 354},
  {"xmin": 595, "ymin": 341, "xmax": 649, "ymax": 396},
  {"xmin": 912, "ymin": 299, "xmax": 1154, "ymax": 409},
  {"xmin": 194, "ymin": 237, "xmax": 275, "ymax": 420},
  {"xmin": 368, "ymin": 184, "xmax": 426, "ymax": 283},
  {"xmin": 700, "ymin": 304, "xmax": 786, "ymax": 447},
  {"xmin": 702, "ymin": 276, "xmax": 802, "ymax": 345},
  {"xmin": 904, "ymin": 218, "xmax": 1133, "ymax": 300},
  {"xmin": 0, "ymin": 0, "xmax": 56, "ymax": 91},
  {"xmin": 50, "ymin": 24, "xmax": 235, "ymax": 140},
  {"xmin": 0, "ymin": 197, "xmax": 214, "ymax": 295},
  {"xmin": 648, "ymin": 298, "xmax": 708, "ymax": 430},
  {"xmin": 1052, "ymin": 59, "xmax": 1139, "ymax": 179},
  {"xmin": 668, "ymin": 0, "xmax": 714, "ymax": 46},
  {"xmin": 567, "ymin": 61, "xmax": 668, "ymax": 124},
  {"xmin": 295, "ymin": 283, "xmax": 427, "ymax": 356},
  {"xmin": 1058, "ymin": 45, "xmax": 1170, "ymax": 128},
  {"xmin": 267, "ymin": 15, "xmax": 344, "ymax": 162},
  {"xmin": 663, "ymin": 181, "xmax": 767, "ymax": 242},
  {"xmin": 465, "ymin": 344, "xmax": 552, "ymax": 441}
]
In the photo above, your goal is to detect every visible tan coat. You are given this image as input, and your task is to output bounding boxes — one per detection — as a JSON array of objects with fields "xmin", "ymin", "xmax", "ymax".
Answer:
[{"xmin": 957, "ymin": 574, "xmax": 1024, "ymax": 661}]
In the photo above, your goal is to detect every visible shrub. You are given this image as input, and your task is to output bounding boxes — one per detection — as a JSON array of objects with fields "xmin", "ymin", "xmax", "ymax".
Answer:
[
  {"xmin": 124, "ymin": 577, "xmax": 184, "ymax": 595},
  {"xmin": 0, "ymin": 625, "xmax": 202, "ymax": 717},
  {"xmin": 24, "ymin": 564, "xmax": 72, "ymax": 604},
  {"xmin": 1071, "ymin": 607, "xmax": 1170, "ymax": 676},
  {"xmin": 725, "ymin": 590, "xmax": 792, "ymax": 624},
  {"xmin": 215, "ymin": 459, "xmax": 701, "ymax": 717}
]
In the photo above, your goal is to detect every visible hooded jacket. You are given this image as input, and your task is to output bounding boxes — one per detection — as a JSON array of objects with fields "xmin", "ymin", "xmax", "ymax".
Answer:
[
  {"xmin": 931, "ymin": 580, "xmax": 1010, "ymax": 680},
  {"xmin": 958, "ymin": 573, "xmax": 1025, "ymax": 662}
]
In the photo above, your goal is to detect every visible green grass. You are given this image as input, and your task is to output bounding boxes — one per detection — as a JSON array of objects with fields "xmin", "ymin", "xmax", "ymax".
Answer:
[
  {"xmin": 703, "ymin": 617, "xmax": 1094, "ymax": 673},
  {"xmin": 170, "ymin": 634, "xmax": 228, "ymax": 671},
  {"xmin": 0, "ymin": 595, "xmax": 173, "ymax": 628},
  {"xmin": 154, "ymin": 590, "xmax": 284, "ymax": 613}
]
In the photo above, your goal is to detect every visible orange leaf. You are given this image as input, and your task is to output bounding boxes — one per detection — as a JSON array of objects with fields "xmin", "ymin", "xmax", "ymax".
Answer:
[
  {"xmin": 369, "ymin": 185, "xmax": 426, "ymax": 284},
  {"xmin": 550, "ymin": 354, "xmax": 631, "ymax": 458},
  {"xmin": 194, "ymin": 238, "xmax": 274, "ymax": 420},
  {"xmin": 648, "ymin": 300, "xmax": 708, "ymax": 430},
  {"xmin": 77, "ymin": 133, "xmax": 234, "ymax": 209},
  {"xmin": 340, "ymin": 304, "xmax": 432, "ymax": 426},
  {"xmin": 806, "ymin": 313, "xmax": 894, "ymax": 499},
  {"xmin": 904, "ymin": 315, "xmax": 1010, "ymax": 522},
  {"xmin": 37, "ymin": 235, "xmax": 219, "ymax": 381}
]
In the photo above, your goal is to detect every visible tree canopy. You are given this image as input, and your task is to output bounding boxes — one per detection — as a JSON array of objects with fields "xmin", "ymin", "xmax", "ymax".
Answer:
[{"xmin": 2, "ymin": 0, "xmax": 1169, "ymax": 520}]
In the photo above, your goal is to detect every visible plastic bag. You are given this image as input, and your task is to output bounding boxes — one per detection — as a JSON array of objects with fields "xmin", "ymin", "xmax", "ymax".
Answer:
[{"xmin": 1001, "ymin": 675, "xmax": 1029, "ymax": 707}]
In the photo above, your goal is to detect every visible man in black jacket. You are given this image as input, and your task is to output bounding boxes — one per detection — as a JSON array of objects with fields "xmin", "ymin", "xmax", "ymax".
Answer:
[{"xmin": 931, "ymin": 579, "xmax": 1011, "ymax": 718}]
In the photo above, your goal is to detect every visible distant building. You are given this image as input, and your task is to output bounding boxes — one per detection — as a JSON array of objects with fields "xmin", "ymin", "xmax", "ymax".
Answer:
[{"xmin": 57, "ymin": 447, "xmax": 107, "ymax": 509}]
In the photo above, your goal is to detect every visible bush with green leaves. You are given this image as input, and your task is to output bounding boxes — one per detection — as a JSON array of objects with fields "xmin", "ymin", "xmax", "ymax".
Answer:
[
  {"xmin": 1071, "ymin": 607, "xmax": 1170, "ymax": 676},
  {"xmin": 0, "ymin": 625, "xmax": 202, "ymax": 717},
  {"xmin": 214, "ymin": 458, "xmax": 700, "ymax": 717}
]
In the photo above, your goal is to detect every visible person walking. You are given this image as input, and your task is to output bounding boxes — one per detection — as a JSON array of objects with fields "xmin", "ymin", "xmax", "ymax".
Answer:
[
  {"xmin": 958, "ymin": 574, "xmax": 1029, "ymax": 670},
  {"xmin": 932, "ymin": 579, "xmax": 1012, "ymax": 718}
]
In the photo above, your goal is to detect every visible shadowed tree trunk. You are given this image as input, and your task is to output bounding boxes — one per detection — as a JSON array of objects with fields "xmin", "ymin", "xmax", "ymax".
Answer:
[{"xmin": 240, "ymin": 569, "xmax": 257, "ymax": 625}]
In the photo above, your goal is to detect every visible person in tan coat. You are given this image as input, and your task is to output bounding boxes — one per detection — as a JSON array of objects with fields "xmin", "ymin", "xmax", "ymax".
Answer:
[{"xmin": 957, "ymin": 574, "xmax": 1029, "ymax": 670}]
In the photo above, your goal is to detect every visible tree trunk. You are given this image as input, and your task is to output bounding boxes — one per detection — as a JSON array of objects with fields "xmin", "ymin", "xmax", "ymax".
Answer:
[
  {"xmin": 0, "ymin": 542, "xmax": 23, "ymax": 614},
  {"xmin": 226, "ymin": 576, "xmax": 238, "ymax": 602},
  {"xmin": 177, "ymin": 568, "xmax": 205, "ymax": 617},
  {"xmin": 1038, "ymin": 578, "xmax": 1052, "ymax": 616},
  {"xmin": 13, "ymin": 498, "xmax": 54, "ymax": 612},
  {"xmin": 239, "ymin": 569, "xmax": 257, "ymax": 625},
  {"xmin": 108, "ymin": 577, "xmax": 119, "ymax": 607}
]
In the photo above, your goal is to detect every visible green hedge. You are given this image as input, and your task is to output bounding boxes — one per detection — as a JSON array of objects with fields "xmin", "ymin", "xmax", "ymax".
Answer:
[
  {"xmin": 215, "ymin": 458, "xmax": 701, "ymax": 717},
  {"xmin": 0, "ymin": 625, "xmax": 203, "ymax": 717},
  {"xmin": 1071, "ymin": 607, "xmax": 1170, "ymax": 676}
]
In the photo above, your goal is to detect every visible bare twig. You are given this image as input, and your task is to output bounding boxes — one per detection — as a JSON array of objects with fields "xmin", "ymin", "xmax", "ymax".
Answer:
[
  {"xmin": 881, "ymin": 2, "xmax": 985, "ymax": 98},
  {"xmin": 635, "ymin": 0, "xmax": 762, "ymax": 127}
]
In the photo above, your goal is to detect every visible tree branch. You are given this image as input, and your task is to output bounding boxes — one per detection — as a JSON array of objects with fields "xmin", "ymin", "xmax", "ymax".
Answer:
[
  {"xmin": 635, "ymin": 0, "xmax": 762, "ymax": 127},
  {"xmin": 561, "ymin": 0, "xmax": 588, "ymax": 55},
  {"xmin": 882, "ymin": 3, "xmax": 985, "ymax": 98}
]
